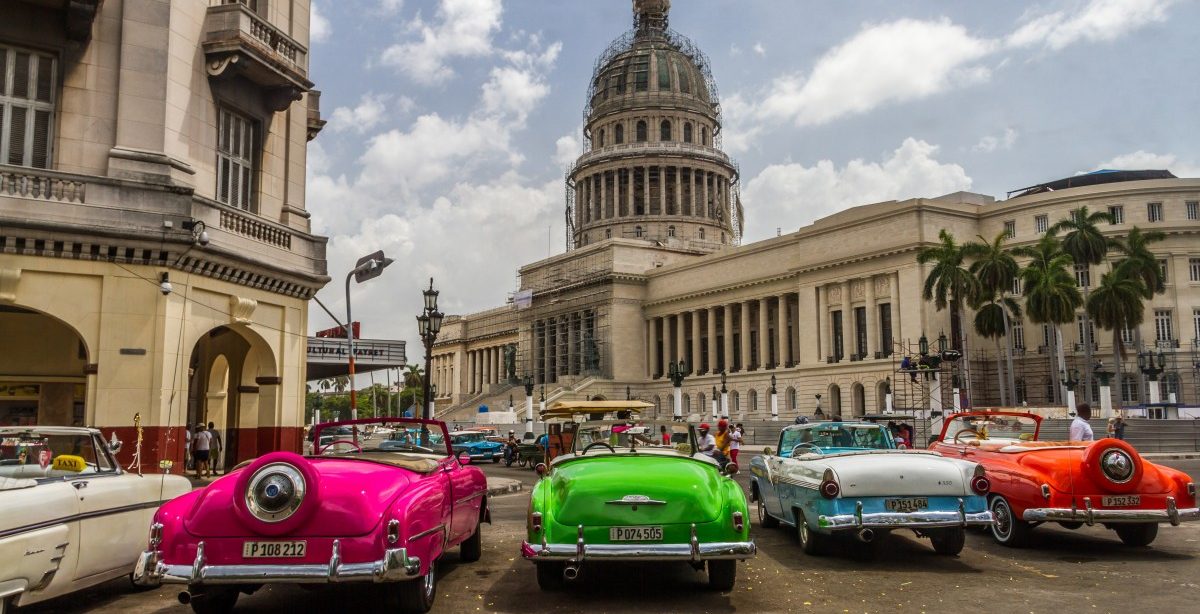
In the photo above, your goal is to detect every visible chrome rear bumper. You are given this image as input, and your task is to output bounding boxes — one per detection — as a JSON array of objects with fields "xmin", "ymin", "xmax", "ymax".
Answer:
[
  {"xmin": 521, "ymin": 523, "xmax": 755, "ymax": 563},
  {"xmin": 1022, "ymin": 496, "xmax": 1200, "ymax": 526},
  {"xmin": 820, "ymin": 499, "xmax": 994, "ymax": 530},
  {"xmin": 132, "ymin": 540, "xmax": 421, "ymax": 586}
]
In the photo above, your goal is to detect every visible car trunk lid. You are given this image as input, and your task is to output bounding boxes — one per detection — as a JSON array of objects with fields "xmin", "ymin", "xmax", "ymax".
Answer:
[{"xmin": 551, "ymin": 454, "xmax": 724, "ymax": 526}]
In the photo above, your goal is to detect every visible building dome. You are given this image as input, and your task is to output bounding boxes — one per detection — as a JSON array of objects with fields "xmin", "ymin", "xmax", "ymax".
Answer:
[{"xmin": 567, "ymin": 0, "xmax": 741, "ymax": 252}]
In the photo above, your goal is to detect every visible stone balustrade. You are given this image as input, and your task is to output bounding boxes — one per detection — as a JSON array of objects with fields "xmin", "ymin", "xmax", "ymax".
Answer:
[{"xmin": 0, "ymin": 167, "xmax": 86, "ymax": 204}]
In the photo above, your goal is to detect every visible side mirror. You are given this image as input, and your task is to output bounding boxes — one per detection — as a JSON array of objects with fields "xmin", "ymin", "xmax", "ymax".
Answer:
[
  {"xmin": 534, "ymin": 463, "xmax": 548, "ymax": 477},
  {"xmin": 457, "ymin": 451, "xmax": 472, "ymax": 465},
  {"xmin": 107, "ymin": 432, "xmax": 123, "ymax": 455},
  {"xmin": 724, "ymin": 462, "xmax": 739, "ymax": 476},
  {"xmin": 763, "ymin": 447, "xmax": 773, "ymax": 456}
]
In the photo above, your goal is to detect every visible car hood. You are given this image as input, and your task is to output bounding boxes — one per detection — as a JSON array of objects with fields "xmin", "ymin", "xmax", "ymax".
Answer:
[
  {"xmin": 798, "ymin": 451, "xmax": 977, "ymax": 497},
  {"xmin": 183, "ymin": 458, "xmax": 418, "ymax": 538},
  {"xmin": 548, "ymin": 454, "xmax": 725, "ymax": 526}
]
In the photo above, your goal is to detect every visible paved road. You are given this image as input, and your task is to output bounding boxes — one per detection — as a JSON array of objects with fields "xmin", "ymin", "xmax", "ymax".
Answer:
[{"xmin": 24, "ymin": 460, "xmax": 1200, "ymax": 614}]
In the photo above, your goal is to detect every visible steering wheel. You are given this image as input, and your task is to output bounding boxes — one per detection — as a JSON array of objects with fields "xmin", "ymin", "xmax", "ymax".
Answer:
[
  {"xmin": 582, "ymin": 442, "xmax": 615, "ymax": 454},
  {"xmin": 953, "ymin": 430, "xmax": 980, "ymax": 445},
  {"xmin": 318, "ymin": 440, "xmax": 363, "ymax": 455},
  {"xmin": 791, "ymin": 443, "xmax": 824, "ymax": 456}
]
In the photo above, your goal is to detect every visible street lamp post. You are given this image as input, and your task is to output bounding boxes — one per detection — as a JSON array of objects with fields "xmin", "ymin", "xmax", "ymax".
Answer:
[
  {"xmin": 719, "ymin": 370, "xmax": 729, "ymax": 419},
  {"xmin": 668, "ymin": 360, "xmax": 687, "ymax": 421},
  {"xmin": 711, "ymin": 385, "xmax": 718, "ymax": 420},
  {"xmin": 345, "ymin": 251, "xmax": 394, "ymax": 420},
  {"xmin": 523, "ymin": 376, "xmax": 535, "ymax": 436},
  {"xmin": 416, "ymin": 278, "xmax": 444, "ymax": 421},
  {"xmin": 814, "ymin": 393, "xmax": 823, "ymax": 419},
  {"xmin": 1094, "ymin": 362, "xmax": 1114, "ymax": 418},
  {"xmin": 1138, "ymin": 350, "xmax": 1166, "ymax": 404},
  {"xmin": 1061, "ymin": 368, "xmax": 1080, "ymax": 413},
  {"xmin": 884, "ymin": 376, "xmax": 894, "ymax": 414},
  {"xmin": 769, "ymin": 374, "xmax": 779, "ymax": 421},
  {"xmin": 429, "ymin": 384, "xmax": 437, "ymax": 419}
]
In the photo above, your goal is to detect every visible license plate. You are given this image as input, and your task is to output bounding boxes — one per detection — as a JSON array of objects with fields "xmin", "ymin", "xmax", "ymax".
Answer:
[
  {"xmin": 885, "ymin": 498, "xmax": 929, "ymax": 513},
  {"xmin": 242, "ymin": 541, "xmax": 307, "ymax": 558},
  {"xmin": 609, "ymin": 526, "xmax": 663, "ymax": 541},
  {"xmin": 1102, "ymin": 495, "xmax": 1141, "ymax": 507}
]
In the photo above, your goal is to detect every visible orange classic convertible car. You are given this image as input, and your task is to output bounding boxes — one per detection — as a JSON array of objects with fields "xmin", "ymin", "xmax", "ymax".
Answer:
[{"xmin": 929, "ymin": 411, "xmax": 1197, "ymax": 547}]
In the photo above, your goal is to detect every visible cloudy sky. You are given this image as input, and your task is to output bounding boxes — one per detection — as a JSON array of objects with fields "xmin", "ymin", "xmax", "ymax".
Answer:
[{"xmin": 305, "ymin": 0, "xmax": 1199, "ymax": 358}]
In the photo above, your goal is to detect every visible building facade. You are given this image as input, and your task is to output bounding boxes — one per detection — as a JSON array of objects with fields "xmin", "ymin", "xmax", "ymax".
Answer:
[
  {"xmin": 0, "ymin": 0, "xmax": 328, "ymax": 472},
  {"xmin": 431, "ymin": 0, "xmax": 1200, "ymax": 423}
]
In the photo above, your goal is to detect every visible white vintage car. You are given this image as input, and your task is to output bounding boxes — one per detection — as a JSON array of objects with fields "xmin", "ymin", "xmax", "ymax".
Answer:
[
  {"xmin": 749, "ymin": 421, "xmax": 993, "ymax": 556},
  {"xmin": 0, "ymin": 426, "xmax": 190, "ymax": 611}
]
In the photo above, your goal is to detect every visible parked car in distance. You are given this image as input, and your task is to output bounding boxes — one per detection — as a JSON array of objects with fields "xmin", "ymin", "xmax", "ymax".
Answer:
[
  {"xmin": 750, "ymin": 421, "xmax": 992, "ymax": 556},
  {"xmin": 450, "ymin": 430, "xmax": 504, "ymax": 463},
  {"xmin": 1, "ymin": 426, "xmax": 191, "ymax": 611},
  {"xmin": 133, "ymin": 418, "xmax": 489, "ymax": 614},
  {"xmin": 929, "ymin": 410, "xmax": 1199, "ymax": 547},
  {"xmin": 523, "ymin": 404, "xmax": 754, "ymax": 592}
]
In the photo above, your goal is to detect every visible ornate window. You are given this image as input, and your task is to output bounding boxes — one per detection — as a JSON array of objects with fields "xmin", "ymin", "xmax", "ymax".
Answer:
[
  {"xmin": 660, "ymin": 119, "xmax": 671, "ymax": 141},
  {"xmin": 597, "ymin": 129, "xmax": 604, "ymax": 148},
  {"xmin": 633, "ymin": 55, "xmax": 649, "ymax": 92},
  {"xmin": 217, "ymin": 106, "xmax": 258, "ymax": 211},
  {"xmin": 697, "ymin": 228, "xmax": 705, "ymax": 240},
  {"xmin": 634, "ymin": 225, "xmax": 643, "ymax": 238},
  {"xmin": 683, "ymin": 122, "xmax": 693, "ymax": 143},
  {"xmin": 615, "ymin": 124, "xmax": 624, "ymax": 144},
  {"xmin": 636, "ymin": 120, "xmax": 647, "ymax": 142},
  {"xmin": 1, "ymin": 44, "xmax": 56, "ymax": 168},
  {"xmin": 667, "ymin": 225, "xmax": 675, "ymax": 237}
]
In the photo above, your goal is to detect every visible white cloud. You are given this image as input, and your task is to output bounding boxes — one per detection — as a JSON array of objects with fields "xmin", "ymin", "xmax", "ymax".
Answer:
[
  {"xmin": 1007, "ymin": 0, "xmax": 1178, "ymax": 50},
  {"xmin": 379, "ymin": 0, "xmax": 504, "ymax": 85},
  {"xmin": 328, "ymin": 94, "xmax": 412, "ymax": 133},
  {"xmin": 973, "ymin": 127, "xmax": 1018, "ymax": 153},
  {"xmin": 757, "ymin": 19, "xmax": 996, "ymax": 127},
  {"xmin": 1094, "ymin": 150, "xmax": 1200, "ymax": 178},
  {"xmin": 753, "ymin": 42, "xmax": 766, "ymax": 57},
  {"xmin": 553, "ymin": 133, "xmax": 581, "ymax": 168},
  {"xmin": 741, "ymin": 138, "xmax": 973, "ymax": 240},
  {"xmin": 379, "ymin": 0, "xmax": 404, "ymax": 14},
  {"xmin": 729, "ymin": 43, "xmax": 743, "ymax": 56},
  {"xmin": 310, "ymin": 2, "xmax": 331, "ymax": 43}
]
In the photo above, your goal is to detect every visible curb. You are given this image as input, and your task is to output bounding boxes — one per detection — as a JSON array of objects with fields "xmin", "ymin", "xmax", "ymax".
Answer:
[
  {"xmin": 486, "ymin": 478, "xmax": 524, "ymax": 497},
  {"xmin": 1142, "ymin": 453, "xmax": 1200, "ymax": 460}
]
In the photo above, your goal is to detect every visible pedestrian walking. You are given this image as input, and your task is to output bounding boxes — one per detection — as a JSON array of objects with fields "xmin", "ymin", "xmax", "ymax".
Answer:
[
  {"xmin": 184, "ymin": 425, "xmax": 192, "ymax": 471},
  {"xmin": 207, "ymin": 421, "xmax": 223, "ymax": 475},
  {"xmin": 1070, "ymin": 404, "xmax": 1095, "ymax": 441},
  {"xmin": 729, "ymin": 423, "xmax": 743, "ymax": 465},
  {"xmin": 191, "ymin": 424, "xmax": 213, "ymax": 478},
  {"xmin": 1111, "ymin": 416, "xmax": 1127, "ymax": 440},
  {"xmin": 660, "ymin": 425, "xmax": 670, "ymax": 445}
]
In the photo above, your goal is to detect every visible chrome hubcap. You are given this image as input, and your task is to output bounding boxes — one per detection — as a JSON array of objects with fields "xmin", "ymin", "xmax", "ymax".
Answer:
[{"xmin": 993, "ymin": 500, "xmax": 1011, "ymax": 538}]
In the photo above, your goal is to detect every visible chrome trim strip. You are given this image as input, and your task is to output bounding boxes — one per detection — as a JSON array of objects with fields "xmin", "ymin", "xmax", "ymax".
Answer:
[
  {"xmin": 0, "ymin": 499, "xmax": 172, "ymax": 539},
  {"xmin": 605, "ymin": 498, "xmax": 667, "ymax": 506},
  {"xmin": 1022, "ymin": 501, "xmax": 1200, "ymax": 525},
  {"xmin": 521, "ymin": 540, "xmax": 756, "ymax": 562},
  {"xmin": 132, "ymin": 543, "xmax": 422, "ymax": 586},
  {"xmin": 819, "ymin": 510, "xmax": 994, "ymax": 530},
  {"xmin": 454, "ymin": 491, "xmax": 485, "ymax": 505},
  {"xmin": 408, "ymin": 524, "xmax": 445, "ymax": 542}
]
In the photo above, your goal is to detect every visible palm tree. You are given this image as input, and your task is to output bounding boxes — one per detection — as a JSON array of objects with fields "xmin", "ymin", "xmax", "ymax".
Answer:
[
  {"xmin": 1049, "ymin": 206, "xmax": 1114, "ymax": 402},
  {"xmin": 1087, "ymin": 261, "xmax": 1148, "ymax": 409},
  {"xmin": 333, "ymin": 376, "xmax": 349, "ymax": 394},
  {"xmin": 1110, "ymin": 226, "xmax": 1166, "ymax": 402},
  {"xmin": 1014, "ymin": 234, "xmax": 1081, "ymax": 404},
  {"xmin": 403, "ymin": 363, "xmax": 424, "ymax": 389},
  {"xmin": 917, "ymin": 229, "xmax": 980, "ymax": 403},
  {"xmin": 964, "ymin": 231, "xmax": 1021, "ymax": 404}
]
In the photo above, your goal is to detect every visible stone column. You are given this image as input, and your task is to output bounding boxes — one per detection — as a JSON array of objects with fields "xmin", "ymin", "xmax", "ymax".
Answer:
[
  {"xmin": 691, "ymin": 310, "xmax": 702, "ymax": 373},
  {"xmin": 865, "ymin": 275, "xmax": 877, "ymax": 359},
  {"xmin": 676, "ymin": 313, "xmax": 686, "ymax": 369},
  {"xmin": 662, "ymin": 315, "xmax": 674, "ymax": 366},
  {"xmin": 626, "ymin": 169, "xmax": 634, "ymax": 217},
  {"xmin": 818, "ymin": 285, "xmax": 830, "ymax": 362},
  {"xmin": 675, "ymin": 166, "xmax": 682, "ymax": 216},
  {"xmin": 722, "ymin": 305, "xmax": 734, "ymax": 373},
  {"xmin": 706, "ymin": 306, "xmax": 718, "ymax": 374},
  {"xmin": 889, "ymin": 272, "xmax": 901, "ymax": 343},
  {"xmin": 658, "ymin": 166, "xmax": 666, "ymax": 215},
  {"xmin": 778, "ymin": 294, "xmax": 790, "ymax": 367},
  {"xmin": 740, "ymin": 301, "xmax": 752, "ymax": 371},
  {"xmin": 569, "ymin": 313, "xmax": 579, "ymax": 376},
  {"xmin": 840, "ymin": 280, "xmax": 851, "ymax": 360},
  {"xmin": 647, "ymin": 318, "xmax": 657, "ymax": 377},
  {"xmin": 643, "ymin": 166, "xmax": 650, "ymax": 214},
  {"xmin": 758, "ymin": 297, "xmax": 770, "ymax": 369},
  {"xmin": 558, "ymin": 317, "xmax": 569, "ymax": 376},
  {"xmin": 601, "ymin": 171, "xmax": 608, "ymax": 220},
  {"xmin": 701, "ymin": 170, "xmax": 710, "ymax": 218},
  {"xmin": 531, "ymin": 322, "xmax": 541, "ymax": 384}
]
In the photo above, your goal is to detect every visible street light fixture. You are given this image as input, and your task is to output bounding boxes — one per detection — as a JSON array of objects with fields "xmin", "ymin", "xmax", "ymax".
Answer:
[
  {"xmin": 416, "ymin": 277, "xmax": 443, "ymax": 420},
  {"xmin": 668, "ymin": 360, "xmax": 687, "ymax": 421},
  {"xmin": 1138, "ymin": 349, "xmax": 1167, "ymax": 404},
  {"xmin": 345, "ymin": 251, "xmax": 394, "ymax": 420},
  {"xmin": 918, "ymin": 335, "xmax": 929, "ymax": 357}
]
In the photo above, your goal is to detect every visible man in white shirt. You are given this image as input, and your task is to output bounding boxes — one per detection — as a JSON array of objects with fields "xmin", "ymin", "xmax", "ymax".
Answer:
[
  {"xmin": 192, "ymin": 424, "xmax": 213, "ymax": 478},
  {"xmin": 697, "ymin": 423, "xmax": 717, "ymax": 457},
  {"xmin": 1069, "ymin": 404, "xmax": 1095, "ymax": 442}
]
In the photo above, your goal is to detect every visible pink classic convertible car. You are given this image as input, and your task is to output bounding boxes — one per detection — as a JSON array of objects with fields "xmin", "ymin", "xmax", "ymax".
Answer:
[{"xmin": 133, "ymin": 418, "xmax": 489, "ymax": 614}]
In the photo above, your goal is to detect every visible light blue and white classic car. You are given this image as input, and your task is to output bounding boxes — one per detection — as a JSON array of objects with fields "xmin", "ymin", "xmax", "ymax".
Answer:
[{"xmin": 749, "ymin": 421, "xmax": 993, "ymax": 556}]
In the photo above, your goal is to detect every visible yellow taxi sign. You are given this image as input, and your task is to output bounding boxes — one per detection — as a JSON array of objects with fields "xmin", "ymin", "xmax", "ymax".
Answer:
[{"xmin": 52, "ymin": 454, "xmax": 86, "ymax": 473}]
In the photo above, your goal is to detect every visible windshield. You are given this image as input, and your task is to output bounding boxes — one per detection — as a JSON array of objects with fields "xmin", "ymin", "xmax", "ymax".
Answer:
[
  {"xmin": 311, "ymin": 419, "xmax": 452, "ymax": 458},
  {"xmin": 0, "ymin": 431, "xmax": 115, "ymax": 480},
  {"xmin": 943, "ymin": 413, "xmax": 1040, "ymax": 444},
  {"xmin": 451, "ymin": 433, "xmax": 489, "ymax": 444},
  {"xmin": 779, "ymin": 423, "xmax": 893, "ymax": 457}
]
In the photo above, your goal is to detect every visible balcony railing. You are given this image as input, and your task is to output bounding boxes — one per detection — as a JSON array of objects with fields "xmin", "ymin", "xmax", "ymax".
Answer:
[
  {"xmin": 0, "ymin": 167, "xmax": 86, "ymax": 204},
  {"xmin": 571, "ymin": 142, "xmax": 733, "ymax": 172},
  {"xmin": 218, "ymin": 206, "xmax": 292, "ymax": 249},
  {"xmin": 204, "ymin": 0, "xmax": 312, "ymax": 102}
]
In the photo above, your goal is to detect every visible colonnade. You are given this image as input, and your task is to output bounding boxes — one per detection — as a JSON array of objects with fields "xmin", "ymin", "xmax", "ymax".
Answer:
[
  {"xmin": 430, "ymin": 355, "xmax": 454, "ymax": 398},
  {"xmin": 576, "ymin": 165, "xmax": 730, "ymax": 227},
  {"xmin": 463, "ymin": 345, "xmax": 510, "ymax": 395},
  {"xmin": 816, "ymin": 273, "xmax": 900, "ymax": 364},
  {"xmin": 532, "ymin": 310, "xmax": 598, "ymax": 385},
  {"xmin": 646, "ymin": 292, "xmax": 799, "ymax": 377}
]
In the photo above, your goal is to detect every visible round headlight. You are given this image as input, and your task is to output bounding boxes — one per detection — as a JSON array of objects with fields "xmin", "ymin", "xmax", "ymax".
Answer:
[
  {"xmin": 1100, "ymin": 448, "xmax": 1135, "ymax": 484},
  {"xmin": 246, "ymin": 463, "xmax": 306, "ymax": 522}
]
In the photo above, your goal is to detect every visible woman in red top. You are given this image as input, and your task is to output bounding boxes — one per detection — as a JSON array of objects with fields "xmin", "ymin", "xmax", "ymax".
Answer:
[{"xmin": 660, "ymin": 425, "xmax": 671, "ymax": 445}]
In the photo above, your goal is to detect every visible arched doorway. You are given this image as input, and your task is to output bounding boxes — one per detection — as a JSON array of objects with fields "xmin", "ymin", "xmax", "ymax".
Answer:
[
  {"xmin": 186, "ymin": 325, "xmax": 278, "ymax": 470},
  {"xmin": 786, "ymin": 387, "xmax": 797, "ymax": 413},
  {"xmin": 653, "ymin": 395, "xmax": 662, "ymax": 418},
  {"xmin": 828, "ymin": 384, "xmax": 842, "ymax": 418},
  {"xmin": 730, "ymin": 390, "xmax": 740, "ymax": 417},
  {"xmin": 876, "ymin": 380, "xmax": 890, "ymax": 411},
  {"xmin": 590, "ymin": 394, "xmax": 608, "ymax": 401},
  {"xmin": 851, "ymin": 383, "xmax": 866, "ymax": 417},
  {"xmin": 0, "ymin": 305, "xmax": 89, "ymax": 426},
  {"xmin": 682, "ymin": 393, "xmax": 691, "ymax": 415},
  {"xmin": 748, "ymin": 389, "xmax": 757, "ymax": 418}
]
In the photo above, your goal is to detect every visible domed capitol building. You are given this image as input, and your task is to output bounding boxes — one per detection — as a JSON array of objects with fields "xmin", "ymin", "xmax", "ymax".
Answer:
[{"xmin": 430, "ymin": 0, "xmax": 1200, "ymax": 423}]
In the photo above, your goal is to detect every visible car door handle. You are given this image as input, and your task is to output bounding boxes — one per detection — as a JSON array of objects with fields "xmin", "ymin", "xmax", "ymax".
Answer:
[{"xmin": 73, "ymin": 481, "xmax": 88, "ymax": 489}]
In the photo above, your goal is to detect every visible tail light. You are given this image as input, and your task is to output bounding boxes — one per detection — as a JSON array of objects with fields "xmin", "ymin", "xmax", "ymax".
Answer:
[
  {"xmin": 148, "ymin": 522, "xmax": 163, "ymax": 549},
  {"xmin": 1188, "ymin": 483, "xmax": 1195, "ymax": 497},
  {"xmin": 732, "ymin": 511, "xmax": 744, "ymax": 532},
  {"xmin": 971, "ymin": 476, "xmax": 991, "ymax": 495},
  {"xmin": 819, "ymin": 468, "xmax": 840, "ymax": 499},
  {"xmin": 530, "ymin": 512, "xmax": 543, "ymax": 534},
  {"xmin": 387, "ymin": 519, "xmax": 400, "ymax": 545}
]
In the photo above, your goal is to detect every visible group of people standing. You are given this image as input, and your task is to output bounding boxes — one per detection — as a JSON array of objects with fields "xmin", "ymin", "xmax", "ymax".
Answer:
[
  {"xmin": 695, "ymin": 419, "xmax": 744, "ymax": 467},
  {"xmin": 184, "ymin": 422, "xmax": 223, "ymax": 479}
]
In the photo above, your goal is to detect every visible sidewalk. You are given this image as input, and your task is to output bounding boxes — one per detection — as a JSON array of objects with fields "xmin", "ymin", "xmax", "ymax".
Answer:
[{"xmin": 1142, "ymin": 452, "xmax": 1200, "ymax": 460}]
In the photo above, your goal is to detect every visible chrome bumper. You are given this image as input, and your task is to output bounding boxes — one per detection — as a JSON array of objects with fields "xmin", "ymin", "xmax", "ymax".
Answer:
[
  {"xmin": 132, "ymin": 540, "xmax": 421, "ymax": 586},
  {"xmin": 1022, "ymin": 496, "xmax": 1200, "ymax": 526},
  {"xmin": 521, "ymin": 523, "xmax": 755, "ymax": 563},
  {"xmin": 820, "ymin": 499, "xmax": 994, "ymax": 530}
]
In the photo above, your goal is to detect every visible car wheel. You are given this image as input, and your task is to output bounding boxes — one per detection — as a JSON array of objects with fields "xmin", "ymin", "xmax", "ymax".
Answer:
[
  {"xmin": 518, "ymin": 458, "xmax": 528, "ymax": 468},
  {"xmin": 535, "ymin": 562, "xmax": 566, "ymax": 591},
  {"xmin": 929, "ymin": 528, "xmax": 966, "ymax": 555},
  {"xmin": 395, "ymin": 559, "xmax": 437, "ymax": 613},
  {"xmin": 795, "ymin": 509, "xmax": 824, "ymax": 556},
  {"xmin": 1114, "ymin": 523, "xmax": 1158, "ymax": 547},
  {"xmin": 990, "ymin": 496, "xmax": 1032, "ymax": 548},
  {"xmin": 757, "ymin": 497, "xmax": 779, "ymax": 529},
  {"xmin": 460, "ymin": 503, "xmax": 486, "ymax": 562},
  {"xmin": 707, "ymin": 559, "xmax": 737, "ymax": 591},
  {"xmin": 188, "ymin": 588, "xmax": 239, "ymax": 614}
]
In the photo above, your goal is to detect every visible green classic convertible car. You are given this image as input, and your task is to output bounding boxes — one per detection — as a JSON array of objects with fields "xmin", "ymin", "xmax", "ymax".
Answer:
[{"xmin": 521, "ymin": 404, "xmax": 754, "ymax": 592}]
